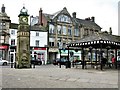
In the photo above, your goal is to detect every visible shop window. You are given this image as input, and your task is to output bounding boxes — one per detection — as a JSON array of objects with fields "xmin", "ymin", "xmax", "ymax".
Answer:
[{"xmin": 10, "ymin": 49, "xmax": 14, "ymax": 52}]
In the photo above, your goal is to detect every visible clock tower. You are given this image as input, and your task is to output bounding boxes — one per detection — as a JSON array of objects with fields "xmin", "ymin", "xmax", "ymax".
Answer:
[{"xmin": 15, "ymin": 6, "xmax": 31, "ymax": 68}]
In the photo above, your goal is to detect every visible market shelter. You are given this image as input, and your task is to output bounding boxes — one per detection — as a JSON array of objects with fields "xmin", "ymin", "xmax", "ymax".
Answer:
[{"xmin": 67, "ymin": 32, "xmax": 120, "ymax": 70}]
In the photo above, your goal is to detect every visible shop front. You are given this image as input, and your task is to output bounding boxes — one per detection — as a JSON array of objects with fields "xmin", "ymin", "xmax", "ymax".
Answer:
[
  {"xmin": 31, "ymin": 47, "xmax": 47, "ymax": 65},
  {"xmin": 0, "ymin": 45, "xmax": 9, "ymax": 60}
]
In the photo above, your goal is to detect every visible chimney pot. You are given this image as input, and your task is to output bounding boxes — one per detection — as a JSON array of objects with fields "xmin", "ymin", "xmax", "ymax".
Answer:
[
  {"xmin": 1, "ymin": 4, "xmax": 5, "ymax": 13},
  {"xmin": 72, "ymin": 12, "xmax": 76, "ymax": 18},
  {"xmin": 85, "ymin": 17, "xmax": 90, "ymax": 21},
  {"xmin": 91, "ymin": 16, "xmax": 95, "ymax": 22},
  {"xmin": 39, "ymin": 8, "xmax": 43, "ymax": 26}
]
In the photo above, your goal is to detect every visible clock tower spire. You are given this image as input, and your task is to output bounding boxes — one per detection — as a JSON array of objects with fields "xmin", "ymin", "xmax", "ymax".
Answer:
[{"xmin": 15, "ymin": 6, "xmax": 31, "ymax": 68}]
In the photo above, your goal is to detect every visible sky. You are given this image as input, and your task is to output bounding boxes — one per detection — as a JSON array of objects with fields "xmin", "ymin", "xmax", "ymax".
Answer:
[{"xmin": 0, "ymin": 0, "xmax": 119, "ymax": 35}]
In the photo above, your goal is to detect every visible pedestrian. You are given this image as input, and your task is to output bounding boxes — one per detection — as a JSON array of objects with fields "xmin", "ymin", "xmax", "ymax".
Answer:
[
  {"xmin": 88, "ymin": 52, "xmax": 91, "ymax": 61},
  {"xmin": 112, "ymin": 55, "xmax": 115, "ymax": 68}
]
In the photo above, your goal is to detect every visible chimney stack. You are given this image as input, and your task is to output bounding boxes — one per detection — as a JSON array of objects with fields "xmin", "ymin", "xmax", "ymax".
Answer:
[
  {"xmin": 1, "ymin": 4, "xmax": 5, "ymax": 13},
  {"xmin": 39, "ymin": 8, "xmax": 43, "ymax": 26},
  {"xmin": 109, "ymin": 27, "xmax": 112, "ymax": 35},
  {"xmin": 91, "ymin": 16, "xmax": 95, "ymax": 22},
  {"xmin": 72, "ymin": 12, "xmax": 76, "ymax": 18},
  {"xmin": 85, "ymin": 17, "xmax": 91, "ymax": 21}
]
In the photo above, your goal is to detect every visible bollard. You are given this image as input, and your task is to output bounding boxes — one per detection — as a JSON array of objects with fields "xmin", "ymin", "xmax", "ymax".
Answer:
[
  {"xmin": 11, "ymin": 63, "xmax": 13, "ymax": 68},
  {"xmin": 33, "ymin": 64, "xmax": 35, "ymax": 68}
]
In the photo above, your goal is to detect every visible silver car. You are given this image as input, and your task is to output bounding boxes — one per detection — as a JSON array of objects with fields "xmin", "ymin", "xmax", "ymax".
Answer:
[{"xmin": 0, "ymin": 58, "xmax": 9, "ymax": 66}]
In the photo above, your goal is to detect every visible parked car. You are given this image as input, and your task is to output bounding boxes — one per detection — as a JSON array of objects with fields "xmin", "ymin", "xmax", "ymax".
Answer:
[
  {"xmin": 0, "ymin": 58, "xmax": 9, "ymax": 66},
  {"xmin": 53, "ymin": 58, "xmax": 67, "ymax": 65},
  {"xmin": 31, "ymin": 57, "xmax": 42, "ymax": 65},
  {"xmin": 53, "ymin": 59, "xmax": 59, "ymax": 65}
]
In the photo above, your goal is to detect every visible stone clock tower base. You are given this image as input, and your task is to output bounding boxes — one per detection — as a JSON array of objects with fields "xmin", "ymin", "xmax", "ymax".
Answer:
[{"xmin": 15, "ymin": 6, "xmax": 31, "ymax": 68}]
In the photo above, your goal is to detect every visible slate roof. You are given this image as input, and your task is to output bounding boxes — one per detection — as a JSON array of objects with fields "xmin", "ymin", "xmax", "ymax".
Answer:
[
  {"xmin": 76, "ymin": 18, "xmax": 101, "ymax": 30},
  {"xmin": 43, "ymin": 7, "xmax": 101, "ymax": 30},
  {"xmin": 69, "ymin": 32, "xmax": 120, "ymax": 44},
  {"xmin": 67, "ymin": 32, "xmax": 120, "ymax": 49}
]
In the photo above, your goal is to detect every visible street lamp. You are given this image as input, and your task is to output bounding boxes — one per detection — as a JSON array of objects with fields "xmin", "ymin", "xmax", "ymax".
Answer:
[
  {"xmin": 59, "ymin": 39, "xmax": 62, "ymax": 68},
  {"xmin": 89, "ymin": 46, "xmax": 92, "ymax": 66},
  {"xmin": 106, "ymin": 46, "xmax": 110, "ymax": 61},
  {"xmin": 30, "ymin": 15, "xmax": 33, "ymax": 67}
]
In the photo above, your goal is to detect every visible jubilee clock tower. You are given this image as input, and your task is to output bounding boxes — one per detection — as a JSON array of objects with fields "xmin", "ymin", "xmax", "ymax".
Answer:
[{"xmin": 15, "ymin": 6, "xmax": 31, "ymax": 68}]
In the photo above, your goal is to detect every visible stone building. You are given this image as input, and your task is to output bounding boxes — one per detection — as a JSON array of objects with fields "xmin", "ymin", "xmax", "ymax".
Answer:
[
  {"xmin": 31, "ymin": 7, "xmax": 102, "ymax": 63},
  {"xmin": 0, "ymin": 4, "xmax": 11, "ymax": 60}
]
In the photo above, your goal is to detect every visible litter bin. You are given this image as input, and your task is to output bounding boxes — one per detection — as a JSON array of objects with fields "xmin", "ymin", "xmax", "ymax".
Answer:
[{"xmin": 66, "ymin": 61, "xmax": 71, "ymax": 68}]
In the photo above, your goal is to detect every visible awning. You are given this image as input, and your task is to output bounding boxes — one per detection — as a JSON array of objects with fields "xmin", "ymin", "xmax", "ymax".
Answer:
[{"xmin": 0, "ymin": 46, "xmax": 8, "ymax": 49}]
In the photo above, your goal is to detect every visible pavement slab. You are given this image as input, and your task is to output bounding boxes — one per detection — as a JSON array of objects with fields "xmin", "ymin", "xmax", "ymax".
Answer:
[{"xmin": 1, "ymin": 65, "xmax": 119, "ymax": 88}]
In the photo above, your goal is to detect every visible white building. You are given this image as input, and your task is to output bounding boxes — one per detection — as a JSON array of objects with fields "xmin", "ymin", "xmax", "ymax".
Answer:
[{"xmin": 9, "ymin": 24, "xmax": 48, "ymax": 64}]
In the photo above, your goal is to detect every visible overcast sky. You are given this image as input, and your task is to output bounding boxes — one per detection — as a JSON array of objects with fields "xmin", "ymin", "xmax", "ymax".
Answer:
[{"xmin": 1, "ymin": 0, "xmax": 119, "ymax": 35}]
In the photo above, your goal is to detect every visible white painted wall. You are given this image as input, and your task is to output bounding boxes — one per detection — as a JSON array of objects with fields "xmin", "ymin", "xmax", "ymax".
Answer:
[{"xmin": 30, "ymin": 31, "xmax": 47, "ymax": 47}]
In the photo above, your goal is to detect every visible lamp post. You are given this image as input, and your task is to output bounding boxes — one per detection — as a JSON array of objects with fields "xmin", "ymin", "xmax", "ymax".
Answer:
[
  {"xmin": 106, "ymin": 46, "xmax": 110, "ymax": 61},
  {"xmin": 59, "ymin": 40, "xmax": 62, "ymax": 68},
  {"xmin": 89, "ymin": 46, "xmax": 92, "ymax": 67},
  {"xmin": 30, "ymin": 15, "xmax": 33, "ymax": 67}
]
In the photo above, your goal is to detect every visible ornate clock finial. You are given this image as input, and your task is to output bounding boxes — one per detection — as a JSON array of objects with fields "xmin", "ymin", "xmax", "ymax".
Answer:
[
  {"xmin": 18, "ymin": 5, "xmax": 29, "ymax": 17},
  {"xmin": 23, "ymin": 3, "xmax": 25, "ymax": 7},
  {"xmin": 1, "ymin": 4, "xmax": 5, "ymax": 13}
]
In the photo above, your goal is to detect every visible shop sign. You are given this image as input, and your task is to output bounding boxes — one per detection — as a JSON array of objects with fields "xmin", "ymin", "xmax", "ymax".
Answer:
[
  {"xmin": 0, "ymin": 46, "xmax": 8, "ymax": 49},
  {"xmin": 49, "ymin": 48, "xmax": 58, "ymax": 52},
  {"xmin": 34, "ymin": 47, "xmax": 46, "ymax": 50}
]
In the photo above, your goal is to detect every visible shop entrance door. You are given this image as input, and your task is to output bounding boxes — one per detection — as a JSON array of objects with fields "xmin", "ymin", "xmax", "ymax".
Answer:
[{"xmin": 38, "ymin": 53, "xmax": 45, "ymax": 64}]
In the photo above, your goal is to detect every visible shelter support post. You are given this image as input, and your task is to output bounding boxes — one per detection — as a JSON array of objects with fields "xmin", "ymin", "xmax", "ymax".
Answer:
[
  {"xmin": 95, "ymin": 49, "xmax": 98, "ymax": 69},
  {"xmin": 68, "ymin": 47, "xmax": 69, "ymax": 63},
  {"xmin": 66, "ymin": 46, "xmax": 71, "ymax": 68},
  {"xmin": 59, "ymin": 49, "xmax": 61, "ymax": 68},
  {"xmin": 106, "ymin": 48, "xmax": 109, "ymax": 62},
  {"xmin": 115, "ymin": 48, "xmax": 117, "ymax": 69},
  {"xmin": 100, "ymin": 44, "xmax": 103, "ymax": 70},
  {"xmin": 82, "ymin": 47, "xmax": 85, "ymax": 69}
]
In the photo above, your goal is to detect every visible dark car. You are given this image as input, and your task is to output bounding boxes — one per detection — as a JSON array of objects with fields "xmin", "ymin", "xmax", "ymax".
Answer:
[
  {"xmin": 53, "ymin": 58, "xmax": 67, "ymax": 65},
  {"xmin": 31, "ymin": 57, "xmax": 42, "ymax": 65}
]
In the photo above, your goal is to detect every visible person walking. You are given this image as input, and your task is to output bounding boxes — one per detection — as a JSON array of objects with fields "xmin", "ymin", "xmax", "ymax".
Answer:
[{"xmin": 112, "ymin": 55, "xmax": 115, "ymax": 68}]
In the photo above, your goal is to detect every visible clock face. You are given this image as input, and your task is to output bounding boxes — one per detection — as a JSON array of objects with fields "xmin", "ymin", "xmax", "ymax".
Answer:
[{"xmin": 21, "ymin": 17, "xmax": 28, "ymax": 23}]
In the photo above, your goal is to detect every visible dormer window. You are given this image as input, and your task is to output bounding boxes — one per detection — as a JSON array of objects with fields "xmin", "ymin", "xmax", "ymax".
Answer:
[{"xmin": 57, "ymin": 14, "xmax": 71, "ymax": 23}]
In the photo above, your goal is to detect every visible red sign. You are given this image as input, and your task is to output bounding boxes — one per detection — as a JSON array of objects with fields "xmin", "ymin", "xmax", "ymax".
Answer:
[
  {"xmin": 34, "ymin": 47, "xmax": 46, "ymax": 50},
  {"xmin": 0, "ymin": 46, "xmax": 8, "ymax": 49}
]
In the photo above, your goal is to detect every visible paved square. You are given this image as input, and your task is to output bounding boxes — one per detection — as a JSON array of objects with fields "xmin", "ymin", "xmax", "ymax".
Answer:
[{"xmin": 1, "ymin": 64, "xmax": 118, "ymax": 88}]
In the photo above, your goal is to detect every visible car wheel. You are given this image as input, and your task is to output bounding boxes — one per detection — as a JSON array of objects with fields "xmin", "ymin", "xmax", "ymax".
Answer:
[
  {"xmin": 3, "ymin": 62, "xmax": 7, "ymax": 66},
  {"xmin": 38, "ymin": 62, "xmax": 42, "ymax": 65},
  {"xmin": 58, "ymin": 63, "xmax": 61, "ymax": 66}
]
